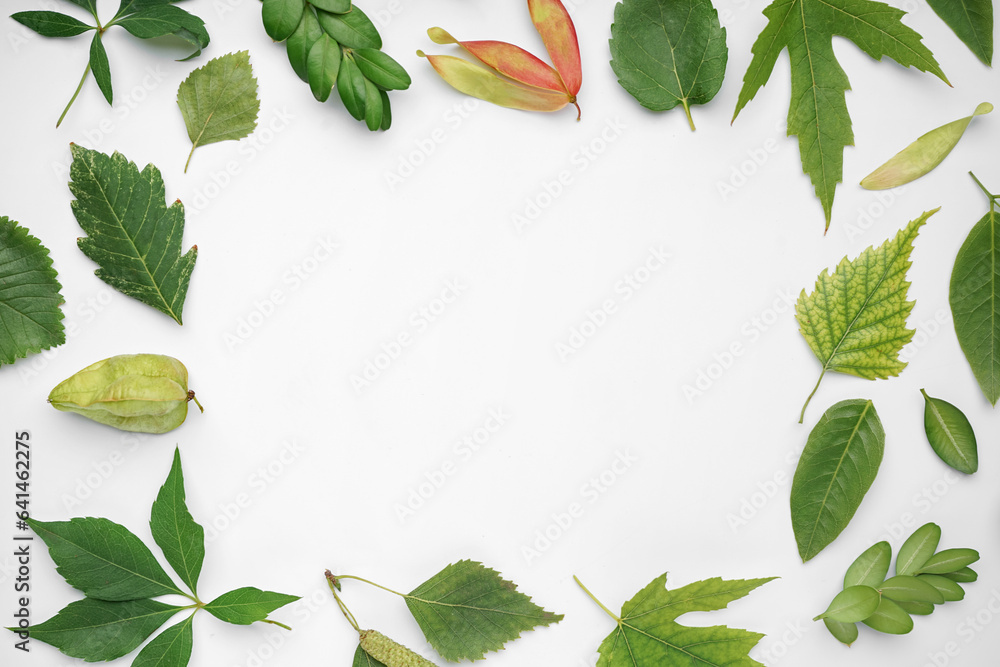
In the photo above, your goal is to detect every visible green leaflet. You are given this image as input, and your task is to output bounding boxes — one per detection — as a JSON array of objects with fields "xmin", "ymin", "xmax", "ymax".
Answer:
[
  {"xmin": 288, "ymin": 7, "xmax": 324, "ymax": 81},
  {"xmin": 89, "ymin": 33, "xmax": 112, "ymax": 103},
  {"xmin": 177, "ymin": 51, "xmax": 261, "ymax": 172},
  {"xmin": 896, "ymin": 522, "xmax": 941, "ymax": 576},
  {"xmin": 0, "ymin": 217, "xmax": 65, "ymax": 367},
  {"xmin": 150, "ymin": 448, "xmax": 205, "ymax": 595},
  {"xmin": 131, "ymin": 615, "xmax": 194, "ymax": 667},
  {"xmin": 262, "ymin": 0, "xmax": 305, "ymax": 41},
  {"xmin": 69, "ymin": 145, "xmax": 198, "ymax": 325},
  {"xmin": 844, "ymin": 541, "xmax": 891, "ymax": 588},
  {"xmin": 862, "ymin": 597, "xmax": 913, "ymax": 634},
  {"xmin": 316, "ymin": 5, "xmax": 381, "ymax": 49},
  {"xmin": 915, "ymin": 548, "xmax": 981, "ymax": 575},
  {"xmin": 927, "ymin": 0, "xmax": 993, "ymax": 65},
  {"xmin": 920, "ymin": 574, "xmax": 966, "ymax": 602},
  {"xmin": 204, "ymin": 587, "xmax": 301, "ymax": 625},
  {"xmin": 790, "ymin": 399, "xmax": 885, "ymax": 562},
  {"xmin": 609, "ymin": 0, "xmax": 728, "ymax": 130},
  {"xmin": 9, "ymin": 10, "xmax": 92, "ymax": 37},
  {"xmin": 813, "ymin": 585, "xmax": 880, "ymax": 623},
  {"xmin": 307, "ymin": 33, "xmax": 342, "ymax": 102},
  {"xmin": 879, "ymin": 575, "xmax": 945, "ymax": 604},
  {"xmin": 732, "ymin": 0, "xmax": 947, "ymax": 230},
  {"xmin": 920, "ymin": 389, "xmax": 978, "ymax": 474},
  {"xmin": 796, "ymin": 210, "xmax": 933, "ymax": 422},
  {"xmin": 822, "ymin": 618, "xmax": 858, "ymax": 645}
]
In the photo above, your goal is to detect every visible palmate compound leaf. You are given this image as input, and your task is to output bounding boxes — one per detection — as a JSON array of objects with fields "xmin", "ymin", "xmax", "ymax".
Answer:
[
  {"xmin": 732, "ymin": 0, "xmax": 948, "ymax": 230},
  {"xmin": 577, "ymin": 574, "xmax": 776, "ymax": 667},
  {"xmin": 177, "ymin": 51, "xmax": 260, "ymax": 172},
  {"xmin": 69, "ymin": 144, "xmax": 197, "ymax": 325},
  {"xmin": 0, "ymin": 217, "xmax": 65, "ymax": 367},
  {"xmin": 795, "ymin": 210, "xmax": 934, "ymax": 422},
  {"xmin": 403, "ymin": 560, "xmax": 563, "ymax": 661}
]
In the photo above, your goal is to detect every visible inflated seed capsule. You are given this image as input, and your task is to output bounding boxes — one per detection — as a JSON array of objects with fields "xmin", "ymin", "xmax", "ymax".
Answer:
[
  {"xmin": 48, "ymin": 354, "xmax": 202, "ymax": 434},
  {"xmin": 359, "ymin": 630, "xmax": 437, "ymax": 667}
]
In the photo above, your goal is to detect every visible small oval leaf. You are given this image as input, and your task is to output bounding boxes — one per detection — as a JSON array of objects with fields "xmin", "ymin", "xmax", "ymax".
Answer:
[
  {"xmin": 307, "ymin": 34, "xmax": 341, "ymax": 102},
  {"xmin": 862, "ymin": 597, "xmax": 913, "ymax": 635},
  {"xmin": 311, "ymin": 0, "xmax": 351, "ymax": 13},
  {"xmin": 316, "ymin": 6, "xmax": 381, "ymax": 49},
  {"xmin": 894, "ymin": 599, "xmax": 935, "ymax": 616},
  {"xmin": 337, "ymin": 55, "xmax": 368, "ymax": 120},
  {"xmin": 918, "ymin": 574, "xmax": 966, "ymax": 602},
  {"xmin": 823, "ymin": 618, "xmax": 858, "ymax": 645},
  {"xmin": 845, "ymin": 541, "xmax": 891, "ymax": 588},
  {"xmin": 363, "ymin": 76, "xmax": 383, "ymax": 131},
  {"xmin": 262, "ymin": 0, "xmax": 305, "ymax": 41},
  {"xmin": 287, "ymin": 8, "xmax": 324, "ymax": 81},
  {"xmin": 943, "ymin": 567, "xmax": 978, "ymax": 583},
  {"xmin": 917, "ymin": 548, "xmax": 981, "ymax": 575},
  {"xmin": 814, "ymin": 586, "xmax": 880, "ymax": 623},
  {"xmin": 897, "ymin": 522, "xmax": 941, "ymax": 576},
  {"xmin": 879, "ymin": 575, "xmax": 945, "ymax": 604},
  {"xmin": 352, "ymin": 48, "xmax": 411, "ymax": 90},
  {"xmin": 921, "ymin": 389, "xmax": 979, "ymax": 474}
]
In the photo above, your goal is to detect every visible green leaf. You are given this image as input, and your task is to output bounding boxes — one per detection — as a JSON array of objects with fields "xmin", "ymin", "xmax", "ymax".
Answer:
[
  {"xmin": 927, "ymin": 0, "xmax": 993, "ymax": 65},
  {"xmin": 950, "ymin": 175, "xmax": 1000, "ymax": 405},
  {"xmin": 379, "ymin": 89, "xmax": 392, "ymax": 130},
  {"xmin": 895, "ymin": 600, "xmax": 935, "ymax": 615},
  {"xmin": 795, "ymin": 210, "xmax": 932, "ymax": 422},
  {"xmin": 732, "ymin": 0, "xmax": 947, "ymax": 229},
  {"xmin": 150, "ymin": 447, "xmax": 204, "ymax": 596},
  {"xmin": 69, "ymin": 144, "xmax": 198, "ymax": 325},
  {"xmin": 204, "ymin": 587, "xmax": 299, "ymax": 625},
  {"xmin": 177, "ymin": 50, "xmax": 260, "ymax": 173},
  {"xmin": 0, "ymin": 217, "xmax": 65, "ymax": 367},
  {"xmin": 920, "ymin": 390, "xmax": 978, "ymax": 474},
  {"xmin": 114, "ymin": 5, "xmax": 210, "ymax": 60},
  {"xmin": 844, "ymin": 541, "xmax": 891, "ymax": 588},
  {"xmin": 66, "ymin": 0, "xmax": 99, "ymax": 19},
  {"xmin": 896, "ymin": 523, "xmax": 941, "ymax": 576},
  {"xmin": 337, "ymin": 54, "xmax": 367, "ymax": 120},
  {"xmin": 916, "ymin": 548, "xmax": 980, "ymax": 575},
  {"xmin": 311, "ymin": 0, "xmax": 352, "ymax": 13},
  {"xmin": 10, "ymin": 11, "xmax": 93, "ymax": 37},
  {"xmin": 813, "ymin": 585, "xmax": 880, "ymax": 623},
  {"xmin": 352, "ymin": 644, "xmax": 388, "ymax": 667},
  {"xmin": 822, "ymin": 618, "xmax": 858, "ymax": 645},
  {"xmin": 943, "ymin": 567, "xmax": 978, "ymax": 583},
  {"xmin": 363, "ymin": 76, "xmax": 382, "ymax": 131},
  {"xmin": 307, "ymin": 33, "xmax": 342, "ymax": 102},
  {"xmin": 316, "ymin": 6, "xmax": 380, "ymax": 49},
  {"xmin": 861, "ymin": 597, "xmax": 913, "ymax": 634},
  {"xmin": 262, "ymin": 0, "xmax": 304, "ymax": 41},
  {"xmin": 131, "ymin": 614, "xmax": 194, "ymax": 667},
  {"xmin": 404, "ymin": 560, "xmax": 564, "ymax": 661},
  {"xmin": 352, "ymin": 48, "xmax": 411, "ymax": 91},
  {"xmin": 790, "ymin": 399, "xmax": 885, "ymax": 562},
  {"xmin": 287, "ymin": 7, "xmax": 324, "ymax": 81},
  {"xmin": 608, "ymin": 0, "xmax": 727, "ymax": 130},
  {"xmin": 918, "ymin": 574, "xmax": 966, "ymax": 602},
  {"xmin": 18, "ymin": 598, "xmax": 183, "ymax": 662},
  {"xmin": 27, "ymin": 517, "xmax": 184, "ymax": 600},
  {"xmin": 89, "ymin": 33, "xmax": 113, "ymax": 104},
  {"xmin": 579, "ymin": 574, "xmax": 774, "ymax": 667},
  {"xmin": 879, "ymin": 575, "xmax": 945, "ymax": 604}
]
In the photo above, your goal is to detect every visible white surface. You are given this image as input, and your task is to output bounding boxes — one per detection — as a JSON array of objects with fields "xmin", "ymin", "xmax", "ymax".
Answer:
[{"xmin": 2, "ymin": 0, "xmax": 999, "ymax": 666}]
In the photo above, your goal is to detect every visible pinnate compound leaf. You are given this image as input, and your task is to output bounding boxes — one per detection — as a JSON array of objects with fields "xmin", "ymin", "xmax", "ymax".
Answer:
[
  {"xmin": 26, "ymin": 517, "xmax": 184, "ymax": 600},
  {"xmin": 11, "ymin": 11, "xmax": 93, "ymax": 37},
  {"xmin": 790, "ymin": 399, "xmax": 885, "ymax": 562},
  {"xmin": 579, "ymin": 574, "xmax": 775, "ymax": 667},
  {"xmin": 131, "ymin": 614, "xmax": 194, "ymax": 667},
  {"xmin": 204, "ymin": 587, "xmax": 300, "ymax": 625},
  {"xmin": 609, "ymin": 0, "xmax": 727, "ymax": 130},
  {"xmin": 150, "ymin": 447, "xmax": 204, "ymax": 596},
  {"xmin": 404, "ymin": 560, "xmax": 563, "ymax": 661},
  {"xmin": 896, "ymin": 522, "xmax": 941, "ymax": 576},
  {"xmin": 920, "ymin": 390, "xmax": 978, "ymax": 474},
  {"xmin": 352, "ymin": 644, "xmax": 389, "ymax": 667},
  {"xmin": 0, "ymin": 217, "xmax": 65, "ymax": 367},
  {"xmin": 796, "ymin": 210, "xmax": 933, "ymax": 421},
  {"xmin": 927, "ymin": 0, "xmax": 993, "ymax": 65},
  {"xmin": 732, "ymin": 0, "xmax": 947, "ymax": 229},
  {"xmin": 177, "ymin": 50, "xmax": 260, "ymax": 172},
  {"xmin": 844, "ymin": 541, "xmax": 891, "ymax": 588},
  {"xmin": 69, "ymin": 145, "xmax": 197, "ymax": 325}
]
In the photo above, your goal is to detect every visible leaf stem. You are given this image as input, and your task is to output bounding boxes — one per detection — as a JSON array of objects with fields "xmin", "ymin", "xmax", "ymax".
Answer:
[
  {"xmin": 184, "ymin": 145, "xmax": 197, "ymax": 173},
  {"xmin": 799, "ymin": 369, "xmax": 826, "ymax": 424},
  {"xmin": 335, "ymin": 574, "xmax": 408, "ymax": 598},
  {"xmin": 573, "ymin": 575, "xmax": 621, "ymax": 622},
  {"xmin": 682, "ymin": 100, "xmax": 696, "ymax": 131},
  {"xmin": 326, "ymin": 570, "xmax": 361, "ymax": 634},
  {"xmin": 260, "ymin": 618, "xmax": 293, "ymax": 631},
  {"xmin": 970, "ymin": 172, "xmax": 998, "ymax": 207},
  {"xmin": 57, "ymin": 62, "xmax": 92, "ymax": 127}
]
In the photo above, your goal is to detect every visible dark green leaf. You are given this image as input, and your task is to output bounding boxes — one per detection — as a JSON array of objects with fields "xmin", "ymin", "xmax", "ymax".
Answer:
[
  {"xmin": 27, "ymin": 517, "xmax": 184, "ymax": 601},
  {"xmin": 307, "ymin": 33, "xmax": 341, "ymax": 102},
  {"xmin": 89, "ymin": 33, "xmax": 113, "ymax": 104},
  {"xmin": 897, "ymin": 523, "xmax": 941, "ymax": 576},
  {"xmin": 131, "ymin": 615, "xmax": 194, "ymax": 667},
  {"xmin": 352, "ymin": 48, "xmax": 410, "ymax": 90},
  {"xmin": 204, "ymin": 587, "xmax": 299, "ymax": 625},
  {"xmin": 316, "ymin": 6, "xmax": 380, "ymax": 49},
  {"xmin": 916, "ymin": 548, "xmax": 981, "ymax": 575},
  {"xmin": 918, "ymin": 574, "xmax": 966, "ymax": 602},
  {"xmin": 879, "ymin": 575, "xmax": 945, "ymax": 604},
  {"xmin": 844, "ymin": 541, "xmax": 891, "ymax": 588},
  {"xmin": 337, "ymin": 54, "xmax": 367, "ymax": 120},
  {"xmin": 363, "ymin": 76, "xmax": 382, "ymax": 130},
  {"xmin": 286, "ymin": 7, "xmax": 324, "ymax": 81},
  {"xmin": 926, "ymin": 0, "xmax": 992, "ymax": 65},
  {"xmin": 352, "ymin": 643, "xmax": 389, "ymax": 667},
  {"xmin": 262, "ymin": 0, "xmax": 304, "ymax": 41},
  {"xmin": 921, "ymin": 390, "xmax": 978, "ymax": 473},
  {"xmin": 10, "ymin": 11, "xmax": 93, "ymax": 37},
  {"xmin": 379, "ymin": 90, "xmax": 391, "ymax": 130},
  {"xmin": 943, "ymin": 567, "xmax": 978, "ymax": 583},
  {"xmin": 822, "ymin": 618, "xmax": 858, "ymax": 645},
  {"xmin": 114, "ymin": 5, "xmax": 210, "ymax": 60},
  {"xmin": 150, "ymin": 447, "xmax": 204, "ymax": 596},
  {"xmin": 814, "ymin": 585, "xmax": 880, "ymax": 623},
  {"xmin": 862, "ymin": 597, "xmax": 913, "ymax": 634},
  {"xmin": 65, "ymin": 0, "xmax": 99, "ymax": 19},
  {"xmin": 311, "ymin": 0, "xmax": 351, "ymax": 13}
]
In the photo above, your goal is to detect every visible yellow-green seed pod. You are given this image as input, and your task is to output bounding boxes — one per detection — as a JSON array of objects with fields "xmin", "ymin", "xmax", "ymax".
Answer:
[
  {"xmin": 359, "ymin": 630, "xmax": 438, "ymax": 667},
  {"xmin": 48, "ymin": 354, "xmax": 201, "ymax": 434}
]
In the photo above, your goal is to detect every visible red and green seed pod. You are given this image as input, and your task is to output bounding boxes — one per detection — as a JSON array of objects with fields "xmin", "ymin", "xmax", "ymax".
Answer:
[{"xmin": 359, "ymin": 630, "xmax": 437, "ymax": 667}]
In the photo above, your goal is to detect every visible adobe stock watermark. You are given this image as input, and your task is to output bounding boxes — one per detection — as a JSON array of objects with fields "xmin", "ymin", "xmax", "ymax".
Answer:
[
  {"xmin": 842, "ymin": 186, "xmax": 909, "ymax": 242},
  {"xmin": 750, "ymin": 619, "xmax": 809, "ymax": 665},
  {"xmin": 384, "ymin": 99, "xmax": 480, "ymax": 190},
  {"xmin": 555, "ymin": 246, "xmax": 670, "ymax": 361},
  {"xmin": 393, "ymin": 408, "xmax": 510, "ymax": 523},
  {"xmin": 350, "ymin": 279, "xmax": 467, "ymax": 393},
  {"xmin": 521, "ymin": 450, "xmax": 638, "ymax": 565},
  {"xmin": 716, "ymin": 120, "xmax": 786, "ymax": 201},
  {"xmin": 900, "ymin": 309, "xmax": 951, "ymax": 363},
  {"xmin": 873, "ymin": 468, "xmax": 962, "ymax": 547},
  {"xmin": 921, "ymin": 589, "xmax": 1000, "ymax": 667}
]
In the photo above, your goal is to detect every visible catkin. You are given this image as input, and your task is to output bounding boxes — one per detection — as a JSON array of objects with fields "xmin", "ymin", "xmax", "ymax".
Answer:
[{"xmin": 359, "ymin": 630, "xmax": 438, "ymax": 667}]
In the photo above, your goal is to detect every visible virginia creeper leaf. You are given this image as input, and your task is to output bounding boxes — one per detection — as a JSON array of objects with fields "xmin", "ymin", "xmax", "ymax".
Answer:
[
  {"xmin": 927, "ymin": 0, "xmax": 993, "ymax": 65},
  {"xmin": 404, "ymin": 560, "xmax": 563, "ymax": 661},
  {"xmin": 0, "ymin": 217, "xmax": 65, "ymax": 367},
  {"xmin": 609, "ymin": 0, "xmax": 728, "ymax": 131},
  {"xmin": 177, "ymin": 50, "xmax": 260, "ymax": 172},
  {"xmin": 896, "ymin": 523, "xmax": 941, "ymax": 576},
  {"xmin": 10, "ymin": 11, "xmax": 93, "ymax": 37},
  {"xmin": 69, "ymin": 144, "xmax": 198, "ymax": 325},
  {"xmin": 796, "ymin": 210, "xmax": 933, "ymax": 421},
  {"xmin": 150, "ymin": 447, "xmax": 204, "ymax": 596},
  {"xmin": 920, "ymin": 390, "xmax": 978, "ymax": 474},
  {"xmin": 203, "ymin": 587, "xmax": 300, "ymax": 625},
  {"xmin": 790, "ymin": 399, "xmax": 885, "ymax": 562},
  {"xmin": 131, "ymin": 614, "xmax": 194, "ymax": 667},
  {"xmin": 732, "ymin": 0, "xmax": 948, "ymax": 229}
]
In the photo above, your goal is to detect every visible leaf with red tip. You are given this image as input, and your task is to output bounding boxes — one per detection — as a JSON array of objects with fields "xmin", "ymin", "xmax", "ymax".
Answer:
[
  {"xmin": 527, "ymin": 0, "xmax": 581, "ymax": 95},
  {"xmin": 428, "ymin": 27, "xmax": 566, "ymax": 93}
]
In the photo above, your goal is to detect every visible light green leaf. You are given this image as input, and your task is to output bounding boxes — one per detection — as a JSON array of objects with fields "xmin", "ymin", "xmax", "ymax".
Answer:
[
  {"xmin": 897, "ymin": 522, "xmax": 941, "ymax": 576},
  {"xmin": 150, "ymin": 447, "xmax": 204, "ymax": 596},
  {"xmin": 404, "ymin": 560, "xmax": 564, "ymax": 661},
  {"xmin": 131, "ymin": 614, "xmax": 194, "ymax": 667},
  {"xmin": 177, "ymin": 50, "xmax": 260, "ymax": 173},
  {"xmin": 204, "ymin": 587, "xmax": 299, "ymax": 625},
  {"xmin": 813, "ymin": 585, "xmax": 880, "ymax": 623},
  {"xmin": 879, "ymin": 575, "xmax": 945, "ymax": 604},
  {"xmin": 920, "ymin": 390, "xmax": 978, "ymax": 473},
  {"xmin": 927, "ymin": 0, "xmax": 993, "ymax": 65},
  {"xmin": 796, "ymin": 210, "xmax": 933, "ymax": 422},
  {"xmin": 822, "ymin": 618, "xmax": 858, "ymax": 645},
  {"xmin": 609, "ymin": 0, "xmax": 728, "ymax": 130},
  {"xmin": 790, "ymin": 399, "xmax": 885, "ymax": 562},
  {"xmin": 0, "ymin": 217, "xmax": 65, "ymax": 367},
  {"xmin": 69, "ymin": 144, "xmax": 198, "ymax": 325},
  {"xmin": 943, "ymin": 567, "xmax": 978, "ymax": 583},
  {"xmin": 862, "ymin": 597, "xmax": 913, "ymax": 634},
  {"xmin": 844, "ymin": 541, "xmax": 891, "ymax": 588},
  {"xmin": 895, "ymin": 600, "xmax": 935, "ymax": 615},
  {"xmin": 732, "ymin": 0, "xmax": 947, "ymax": 229},
  {"xmin": 915, "ymin": 548, "xmax": 980, "ymax": 575},
  {"xmin": 918, "ymin": 574, "xmax": 966, "ymax": 602}
]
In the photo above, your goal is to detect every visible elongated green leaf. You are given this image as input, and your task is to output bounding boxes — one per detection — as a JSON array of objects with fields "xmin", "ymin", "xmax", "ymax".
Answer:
[
  {"xmin": 879, "ymin": 575, "xmax": 945, "ymax": 604},
  {"xmin": 943, "ymin": 567, "xmax": 978, "ymax": 583},
  {"xmin": 363, "ymin": 76, "xmax": 382, "ymax": 131},
  {"xmin": 609, "ymin": 0, "xmax": 727, "ymax": 130},
  {"xmin": 862, "ymin": 597, "xmax": 912, "ymax": 634},
  {"xmin": 822, "ymin": 618, "xmax": 858, "ymax": 645},
  {"xmin": 0, "ymin": 217, "xmax": 65, "ymax": 367},
  {"xmin": 150, "ymin": 447, "xmax": 204, "ymax": 596},
  {"xmin": 287, "ymin": 7, "xmax": 324, "ymax": 81},
  {"xmin": 352, "ymin": 48, "xmax": 411, "ymax": 90},
  {"xmin": 338, "ymin": 54, "xmax": 367, "ymax": 120},
  {"xmin": 918, "ymin": 574, "xmax": 966, "ymax": 602},
  {"xmin": 204, "ymin": 587, "xmax": 299, "ymax": 625},
  {"xmin": 262, "ymin": 0, "xmax": 304, "ymax": 41},
  {"xmin": 733, "ymin": 0, "xmax": 947, "ymax": 229},
  {"xmin": 66, "ymin": 0, "xmax": 99, "ymax": 19},
  {"xmin": 69, "ymin": 145, "xmax": 198, "ymax": 325},
  {"xmin": 90, "ymin": 33, "xmax": 113, "ymax": 104},
  {"xmin": 316, "ymin": 6, "xmax": 380, "ymax": 49},
  {"xmin": 353, "ymin": 644, "xmax": 389, "ymax": 667},
  {"xmin": 897, "ymin": 523, "xmax": 941, "ymax": 576},
  {"xmin": 131, "ymin": 615, "xmax": 194, "ymax": 667},
  {"xmin": 796, "ymin": 211, "xmax": 933, "ymax": 421},
  {"xmin": 920, "ymin": 390, "xmax": 978, "ymax": 473},
  {"xmin": 307, "ymin": 33, "xmax": 341, "ymax": 102},
  {"xmin": 927, "ymin": 0, "xmax": 993, "ymax": 65},
  {"xmin": 10, "ymin": 11, "xmax": 93, "ymax": 37},
  {"xmin": 379, "ymin": 89, "xmax": 391, "ymax": 130},
  {"xmin": 115, "ymin": 5, "xmax": 210, "ymax": 60},
  {"xmin": 814, "ymin": 585, "xmax": 880, "ymax": 622},
  {"xmin": 791, "ymin": 399, "xmax": 885, "ymax": 562},
  {"xmin": 895, "ymin": 600, "xmax": 935, "ymax": 615},
  {"xmin": 844, "ymin": 541, "xmax": 891, "ymax": 588},
  {"xmin": 916, "ymin": 548, "xmax": 980, "ymax": 574},
  {"xmin": 312, "ymin": 0, "xmax": 351, "ymax": 12},
  {"xmin": 405, "ymin": 560, "xmax": 563, "ymax": 661},
  {"xmin": 177, "ymin": 51, "xmax": 260, "ymax": 173},
  {"xmin": 18, "ymin": 598, "xmax": 183, "ymax": 662}
]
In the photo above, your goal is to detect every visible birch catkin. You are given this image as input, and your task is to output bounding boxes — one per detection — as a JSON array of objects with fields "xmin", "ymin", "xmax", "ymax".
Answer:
[{"xmin": 359, "ymin": 630, "xmax": 438, "ymax": 667}]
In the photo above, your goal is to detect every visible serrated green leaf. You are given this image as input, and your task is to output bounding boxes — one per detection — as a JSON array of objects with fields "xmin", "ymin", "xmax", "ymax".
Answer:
[
  {"xmin": 114, "ymin": 5, "xmax": 210, "ymax": 60},
  {"xmin": 89, "ymin": 33, "xmax": 113, "ymax": 104},
  {"xmin": 0, "ymin": 217, "xmax": 65, "ymax": 367},
  {"xmin": 316, "ymin": 5, "xmax": 380, "ymax": 49},
  {"xmin": 822, "ymin": 617, "xmax": 858, "ymax": 645},
  {"xmin": 338, "ymin": 54, "xmax": 367, "ymax": 120},
  {"xmin": 796, "ymin": 210, "xmax": 933, "ymax": 421},
  {"xmin": 352, "ymin": 644, "xmax": 389, "ymax": 667},
  {"xmin": 918, "ymin": 574, "xmax": 966, "ymax": 602},
  {"xmin": 10, "ymin": 11, "xmax": 93, "ymax": 37},
  {"xmin": 404, "ymin": 560, "xmax": 563, "ymax": 661},
  {"xmin": 150, "ymin": 447, "xmax": 204, "ymax": 596},
  {"xmin": 69, "ymin": 145, "xmax": 197, "ymax": 325},
  {"xmin": 732, "ymin": 0, "xmax": 947, "ymax": 229},
  {"xmin": 844, "ymin": 541, "xmax": 891, "ymax": 588},
  {"xmin": 879, "ymin": 575, "xmax": 945, "ymax": 604},
  {"xmin": 352, "ymin": 47, "xmax": 410, "ymax": 90},
  {"xmin": 920, "ymin": 390, "xmax": 978, "ymax": 473},
  {"xmin": 17, "ymin": 598, "xmax": 183, "ymax": 662},
  {"xmin": 131, "ymin": 614, "xmax": 194, "ymax": 667},
  {"xmin": 862, "ymin": 597, "xmax": 912, "ymax": 634},
  {"xmin": 204, "ymin": 587, "xmax": 299, "ymax": 625},
  {"xmin": 580, "ymin": 574, "xmax": 774, "ymax": 667},
  {"xmin": 927, "ymin": 0, "xmax": 993, "ymax": 65},
  {"xmin": 307, "ymin": 33, "xmax": 341, "ymax": 102},
  {"xmin": 287, "ymin": 7, "xmax": 324, "ymax": 81},
  {"xmin": 791, "ymin": 399, "xmax": 885, "ymax": 562},
  {"xmin": 177, "ymin": 50, "xmax": 260, "ymax": 173},
  {"xmin": 897, "ymin": 523, "xmax": 941, "ymax": 576},
  {"xmin": 814, "ymin": 585, "xmax": 880, "ymax": 622},
  {"xmin": 609, "ymin": 0, "xmax": 727, "ymax": 130},
  {"xmin": 916, "ymin": 548, "xmax": 980, "ymax": 575},
  {"xmin": 262, "ymin": 0, "xmax": 304, "ymax": 41},
  {"xmin": 27, "ymin": 517, "xmax": 184, "ymax": 600}
]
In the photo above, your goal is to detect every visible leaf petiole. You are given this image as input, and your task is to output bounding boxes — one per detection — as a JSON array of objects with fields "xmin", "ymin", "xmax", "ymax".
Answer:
[
  {"xmin": 57, "ymin": 62, "xmax": 92, "ymax": 127},
  {"xmin": 799, "ymin": 369, "xmax": 826, "ymax": 424},
  {"xmin": 573, "ymin": 575, "xmax": 621, "ymax": 622},
  {"xmin": 259, "ymin": 618, "xmax": 293, "ymax": 631},
  {"xmin": 335, "ymin": 574, "xmax": 408, "ymax": 598},
  {"xmin": 970, "ymin": 172, "xmax": 999, "ymax": 207},
  {"xmin": 326, "ymin": 570, "xmax": 361, "ymax": 634}
]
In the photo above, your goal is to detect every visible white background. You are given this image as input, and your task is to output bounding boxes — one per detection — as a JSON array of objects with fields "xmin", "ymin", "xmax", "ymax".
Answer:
[{"xmin": 2, "ymin": 0, "xmax": 999, "ymax": 666}]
